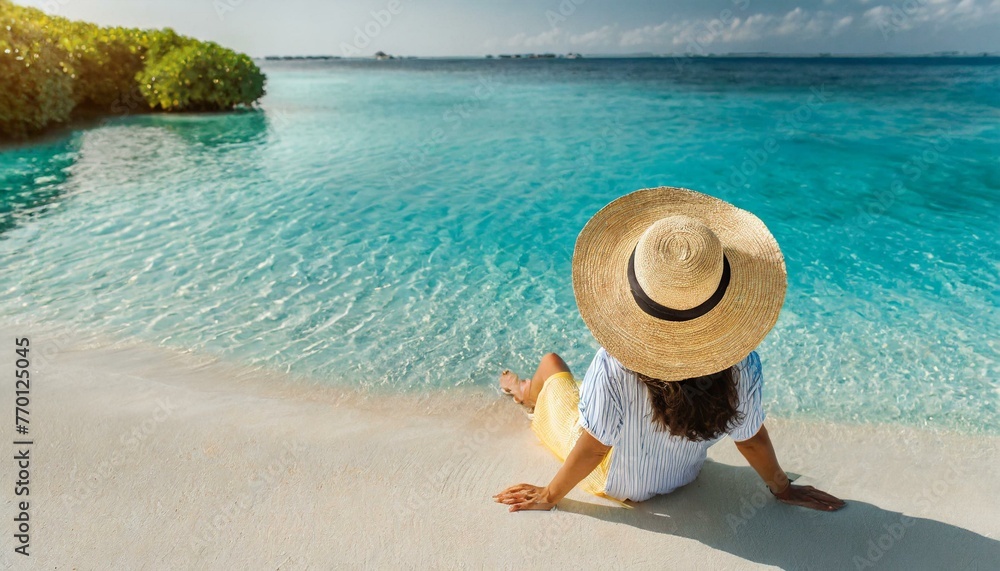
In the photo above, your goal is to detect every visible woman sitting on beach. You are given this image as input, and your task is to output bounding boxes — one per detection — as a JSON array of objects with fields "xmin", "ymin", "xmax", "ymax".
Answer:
[{"xmin": 494, "ymin": 187, "xmax": 845, "ymax": 512}]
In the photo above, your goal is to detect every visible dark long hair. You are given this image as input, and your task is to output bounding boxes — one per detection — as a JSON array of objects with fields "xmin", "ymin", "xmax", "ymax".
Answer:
[{"xmin": 636, "ymin": 367, "xmax": 742, "ymax": 441}]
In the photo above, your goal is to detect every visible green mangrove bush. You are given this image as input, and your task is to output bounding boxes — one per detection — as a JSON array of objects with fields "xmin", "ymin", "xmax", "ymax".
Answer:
[
  {"xmin": 138, "ymin": 42, "xmax": 266, "ymax": 112},
  {"xmin": 0, "ymin": 0, "xmax": 266, "ymax": 139},
  {"xmin": 0, "ymin": 6, "xmax": 74, "ymax": 138}
]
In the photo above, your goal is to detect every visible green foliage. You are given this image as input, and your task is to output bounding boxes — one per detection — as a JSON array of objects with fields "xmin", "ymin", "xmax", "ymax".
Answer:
[
  {"xmin": 60, "ymin": 24, "xmax": 147, "ymax": 109},
  {"xmin": 0, "ymin": 0, "xmax": 266, "ymax": 139},
  {"xmin": 138, "ymin": 41, "xmax": 266, "ymax": 112},
  {"xmin": 143, "ymin": 27, "xmax": 191, "ymax": 62},
  {"xmin": 0, "ymin": 4, "xmax": 74, "ymax": 138}
]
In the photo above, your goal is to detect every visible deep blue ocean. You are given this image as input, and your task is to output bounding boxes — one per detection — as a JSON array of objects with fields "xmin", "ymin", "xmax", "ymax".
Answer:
[{"xmin": 1, "ymin": 57, "xmax": 997, "ymax": 433}]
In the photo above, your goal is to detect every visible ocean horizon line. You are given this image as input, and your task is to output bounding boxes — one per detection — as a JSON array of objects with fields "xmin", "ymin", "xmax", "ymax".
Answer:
[{"xmin": 255, "ymin": 52, "xmax": 1000, "ymax": 61}]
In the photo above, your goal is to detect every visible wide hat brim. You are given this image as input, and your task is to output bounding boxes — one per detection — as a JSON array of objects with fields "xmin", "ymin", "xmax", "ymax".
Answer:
[{"xmin": 572, "ymin": 186, "xmax": 787, "ymax": 381}]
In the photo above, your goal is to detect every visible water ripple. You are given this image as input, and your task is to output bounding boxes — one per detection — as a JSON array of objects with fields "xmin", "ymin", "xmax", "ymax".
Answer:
[{"xmin": 0, "ymin": 58, "xmax": 997, "ymax": 434}]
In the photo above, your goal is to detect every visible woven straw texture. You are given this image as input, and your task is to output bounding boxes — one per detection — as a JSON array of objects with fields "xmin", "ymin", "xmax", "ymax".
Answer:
[{"xmin": 572, "ymin": 187, "xmax": 786, "ymax": 381}]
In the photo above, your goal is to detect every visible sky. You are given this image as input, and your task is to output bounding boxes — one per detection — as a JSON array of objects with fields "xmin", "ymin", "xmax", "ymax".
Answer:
[{"xmin": 20, "ymin": 0, "xmax": 1000, "ymax": 57}]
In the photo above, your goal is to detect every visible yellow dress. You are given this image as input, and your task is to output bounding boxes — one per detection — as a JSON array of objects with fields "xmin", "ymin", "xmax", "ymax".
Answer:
[{"xmin": 529, "ymin": 371, "xmax": 627, "ymax": 506}]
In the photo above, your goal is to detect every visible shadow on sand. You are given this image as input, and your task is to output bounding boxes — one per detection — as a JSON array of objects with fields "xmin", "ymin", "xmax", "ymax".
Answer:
[{"xmin": 558, "ymin": 461, "xmax": 998, "ymax": 570}]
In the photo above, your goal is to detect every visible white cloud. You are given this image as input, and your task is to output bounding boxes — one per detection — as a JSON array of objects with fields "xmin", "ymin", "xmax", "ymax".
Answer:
[
  {"xmin": 618, "ymin": 14, "xmax": 783, "ymax": 50},
  {"xmin": 863, "ymin": 0, "xmax": 1000, "ymax": 31},
  {"xmin": 500, "ymin": 24, "xmax": 619, "ymax": 50},
  {"xmin": 491, "ymin": 0, "xmax": 1000, "ymax": 53},
  {"xmin": 618, "ymin": 9, "xmax": 848, "ymax": 50},
  {"xmin": 619, "ymin": 21, "xmax": 683, "ymax": 47},
  {"xmin": 862, "ymin": 5, "xmax": 892, "ymax": 22},
  {"xmin": 832, "ymin": 15, "xmax": 855, "ymax": 34},
  {"xmin": 569, "ymin": 25, "xmax": 619, "ymax": 47},
  {"xmin": 505, "ymin": 27, "xmax": 564, "ymax": 49}
]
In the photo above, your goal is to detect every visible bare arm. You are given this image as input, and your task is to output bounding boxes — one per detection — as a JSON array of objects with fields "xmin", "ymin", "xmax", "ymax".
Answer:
[
  {"xmin": 733, "ymin": 424, "xmax": 791, "ymax": 493},
  {"xmin": 544, "ymin": 429, "xmax": 611, "ymax": 503},
  {"xmin": 735, "ymin": 424, "xmax": 845, "ymax": 511},
  {"xmin": 494, "ymin": 429, "xmax": 610, "ymax": 511}
]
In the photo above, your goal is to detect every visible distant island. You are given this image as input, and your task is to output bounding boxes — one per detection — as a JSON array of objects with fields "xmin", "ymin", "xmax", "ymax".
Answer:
[
  {"xmin": 0, "ymin": 0, "xmax": 266, "ymax": 140},
  {"xmin": 260, "ymin": 51, "xmax": 418, "ymax": 61},
  {"xmin": 263, "ymin": 55, "xmax": 343, "ymax": 61},
  {"xmin": 489, "ymin": 53, "xmax": 583, "ymax": 59}
]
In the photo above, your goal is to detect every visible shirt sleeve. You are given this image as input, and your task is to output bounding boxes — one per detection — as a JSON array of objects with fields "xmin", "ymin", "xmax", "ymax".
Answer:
[
  {"xmin": 578, "ymin": 348, "xmax": 626, "ymax": 447},
  {"xmin": 726, "ymin": 351, "xmax": 767, "ymax": 442}
]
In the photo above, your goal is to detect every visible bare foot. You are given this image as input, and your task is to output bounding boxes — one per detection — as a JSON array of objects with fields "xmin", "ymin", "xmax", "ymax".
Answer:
[{"xmin": 499, "ymin": 370, "xmax": 530, "ymax": 404}]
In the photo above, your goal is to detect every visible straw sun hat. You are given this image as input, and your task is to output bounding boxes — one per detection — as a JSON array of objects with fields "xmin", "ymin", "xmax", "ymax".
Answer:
[{"xmin": 572, "ymin": 186, "xmax": 787, "ymax": 381}]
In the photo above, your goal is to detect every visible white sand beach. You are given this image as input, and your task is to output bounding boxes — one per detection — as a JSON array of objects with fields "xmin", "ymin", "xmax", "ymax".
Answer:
[{"xmin": 2, "ymin": 328, "xmax": 997, "ymax": 569}]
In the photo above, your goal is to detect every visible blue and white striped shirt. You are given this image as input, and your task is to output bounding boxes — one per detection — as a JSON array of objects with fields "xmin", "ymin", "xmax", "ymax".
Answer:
[{"xmin": 578, "ymin": 348, "xmax": 766, "ymax": 502}]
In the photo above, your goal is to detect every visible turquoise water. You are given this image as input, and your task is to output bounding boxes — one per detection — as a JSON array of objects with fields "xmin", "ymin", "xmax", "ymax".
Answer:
[{"xmin": 1, "ymin": 58, "xmax": 998, "ymax": 434}]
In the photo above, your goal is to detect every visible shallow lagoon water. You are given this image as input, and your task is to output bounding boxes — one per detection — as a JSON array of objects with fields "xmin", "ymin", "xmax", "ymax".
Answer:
[{"xmin": 1, "ymin": 58, "xmax": 997, "ymax": 434}]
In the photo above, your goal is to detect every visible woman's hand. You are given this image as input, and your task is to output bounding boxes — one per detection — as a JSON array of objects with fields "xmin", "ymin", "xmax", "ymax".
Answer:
[
  {"xmin": 772, "ymin": 483, "xmax": 846, "ymax": 511},
  {"xmin": 494, "ymin": 430, "xmax": 609, "ymax": 513},
  {"xmin": 493, "ymin": 483, "xmax": 557, "ymax": 512}
]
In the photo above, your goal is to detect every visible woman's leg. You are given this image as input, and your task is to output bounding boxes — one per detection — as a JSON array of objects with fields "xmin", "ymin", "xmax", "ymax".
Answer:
[{"xmin": 522, "ymin": 353, "xmax": 570, "ymax": 408}]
